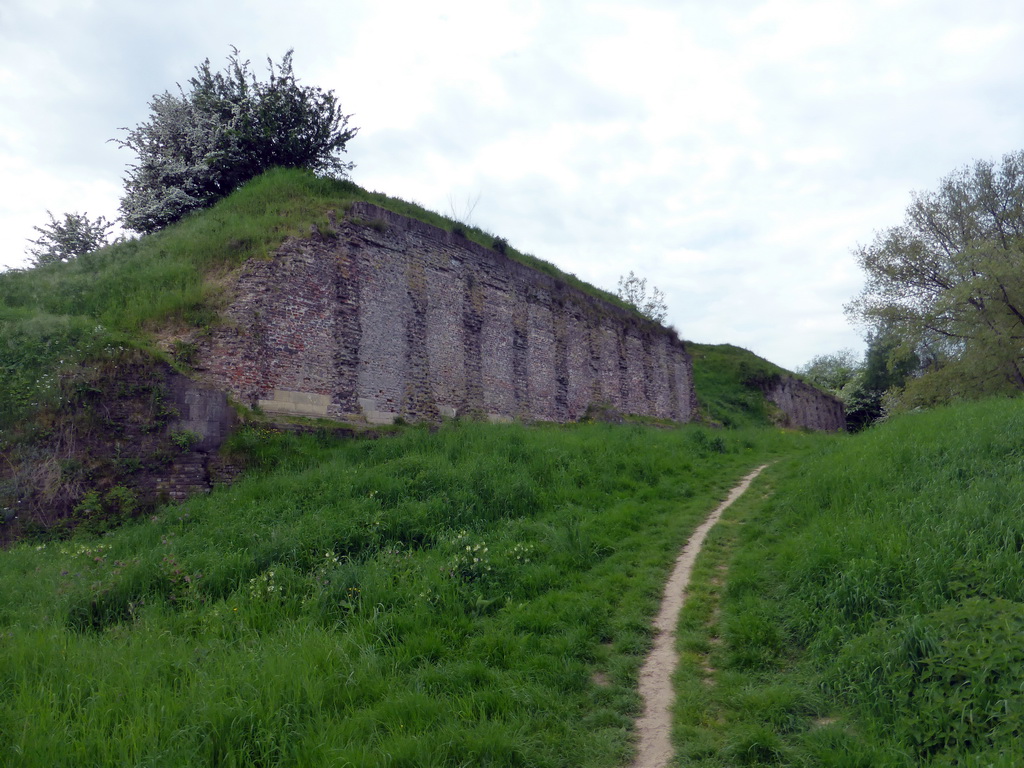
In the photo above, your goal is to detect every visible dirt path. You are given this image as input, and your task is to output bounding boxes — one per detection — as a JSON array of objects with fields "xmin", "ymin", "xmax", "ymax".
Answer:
[{"xmin": 630, "ymin": 464, "xmax": 770, "ymax": 768}]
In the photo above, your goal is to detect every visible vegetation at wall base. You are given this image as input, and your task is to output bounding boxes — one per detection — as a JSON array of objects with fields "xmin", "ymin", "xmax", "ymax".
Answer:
[
  {"xmin": 0, "ymin": 421, "xmax": 817, "ymax": 767},
  {"xmin": 673, "ymin": 396, "xmax": 1024, "ymax": 766}
]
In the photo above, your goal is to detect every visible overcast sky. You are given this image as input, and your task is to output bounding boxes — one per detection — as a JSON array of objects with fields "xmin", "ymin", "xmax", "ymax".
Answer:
[{"xmin": 3, "ymin": 0, "xmax": 1023, "ymax": 370}]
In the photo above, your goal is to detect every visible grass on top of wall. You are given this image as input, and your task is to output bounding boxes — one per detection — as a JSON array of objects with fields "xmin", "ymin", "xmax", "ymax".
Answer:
[{"xmin": 0, "ymin": 420, "xmax": 826, "ymax": 767}]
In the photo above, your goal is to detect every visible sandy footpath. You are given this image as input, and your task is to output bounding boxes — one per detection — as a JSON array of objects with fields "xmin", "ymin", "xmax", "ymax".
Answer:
[{"xmin": 630, "ymin": 464, "xmax": 770, "ymax": 768}]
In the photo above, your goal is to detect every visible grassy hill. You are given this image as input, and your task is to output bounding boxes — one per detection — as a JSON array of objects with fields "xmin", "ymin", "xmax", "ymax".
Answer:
[
  {"xmin": 0, "ymin": 421, "xmax": 820, "ymax": 766},
  {"xmin": 686, "ymin": 342, "xmax": 793, "ymax": 428},
  {"xmin": 673, "ymin": 395, "xmax": 1024, "ymax": 766},
  {"xmin": 4, "ymin": 387, "xmax": 1024, "ymax": 764},
  {"xmin": 17, "ymin": 170, "xmax": 1023, "ymax": 765}
]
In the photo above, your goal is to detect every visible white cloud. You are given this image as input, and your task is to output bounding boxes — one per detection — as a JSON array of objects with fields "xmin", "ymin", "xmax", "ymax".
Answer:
[{"xmin": 2, "ymin": 0, "xmax": 1024, "ymax": 370}]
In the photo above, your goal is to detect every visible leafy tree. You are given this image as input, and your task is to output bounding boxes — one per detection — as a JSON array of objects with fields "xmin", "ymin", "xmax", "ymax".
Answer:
[
  {"xmin": 799, "ymin": 348, "xmax": 861, "ymax": 394},
  {"xmin": 845, "ymin": 328, "xmax": 919, "ymax": 429},
  {"xmin": 800, "ymin": 334, "xmax": 918, "ymax": 430},
  {"xmin": 846, "ymin": 150, "xmax": 1024, "ymax": 401},
  {"xmin": 25, "ymin": 211, "xmax": 115, "ymax": 267},
  {"xmin": 616, "ymin": 270, "xmax": 668, "ymax": 323},
  {"xmin": 114, "ymin": 49, "xmax": 358, "ymax": 234}
]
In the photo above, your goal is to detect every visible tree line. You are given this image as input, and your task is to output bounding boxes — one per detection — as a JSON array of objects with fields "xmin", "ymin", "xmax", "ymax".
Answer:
[{"xmin": 804, "ymin": 150, "xmax": 1024, "ymax": 429}]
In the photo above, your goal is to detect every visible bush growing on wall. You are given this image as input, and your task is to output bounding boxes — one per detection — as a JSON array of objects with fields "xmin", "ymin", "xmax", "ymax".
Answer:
[
  {"xmin": 616, "ymin": 270, "xmax": 668, "ymax": 323},
  {"xmin": 114, "ymin": 48, "xmax": 358, "ymax": 234}
]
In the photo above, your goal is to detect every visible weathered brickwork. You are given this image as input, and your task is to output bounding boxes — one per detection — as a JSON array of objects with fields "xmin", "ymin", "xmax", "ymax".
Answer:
[
  {"xmin": 0, "ymin": 358, "xmax": 238, "ymax": 544},
  {"xmin": 197, "ymin": 203, "xmax": 700, "ymax": 425},
  {"xmin": 762, "ymin": 376, "xmax": 845, "ymax": 432}
]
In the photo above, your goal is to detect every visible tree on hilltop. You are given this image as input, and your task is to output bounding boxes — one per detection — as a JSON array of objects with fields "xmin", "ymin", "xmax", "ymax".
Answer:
[
  {"xmin": 617, "ymin": 271, "xmax": 668, "ymax": 323},
  {"xmin": 799, "ymin": 348, "xmax": 860, "ymax": 394},
  {"xmin": 25, "ymin": 211, "xmax": 115, "ymax": 267},
  {"xmin": 114, "ymin": 48, "xmax": 358, "ymax": 234}
]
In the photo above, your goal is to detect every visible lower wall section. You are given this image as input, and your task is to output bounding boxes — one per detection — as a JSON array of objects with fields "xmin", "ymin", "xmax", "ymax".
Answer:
[
  {"xmin": 762, "ymin": 376, "xmax": 845, "ymax": 431},
  {"xmin": 0, "ymin": 356, "xmax": 237, "ymax": 544},
  {"xmin": 197, "ymin": 203, "xmax": 699, "ymax": 425}
]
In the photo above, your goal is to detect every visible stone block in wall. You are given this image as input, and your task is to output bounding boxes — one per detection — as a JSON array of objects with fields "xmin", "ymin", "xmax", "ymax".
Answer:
[
  {"xmin": 358, "ymin": 397, "xmax": 398, "ymax": 425},
  {"xmin": 166, "ymin": 374, "xmax": 235, "ymax": 452},
  {"xmin": 258, "ymin": 389, "xmax": 331, "ymax": 417}
]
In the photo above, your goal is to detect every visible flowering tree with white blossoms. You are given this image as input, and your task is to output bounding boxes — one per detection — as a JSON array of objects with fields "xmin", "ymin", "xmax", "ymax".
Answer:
[{"xmin": 114, "ymin": 48, "xmax": 358, "ymax": 234}]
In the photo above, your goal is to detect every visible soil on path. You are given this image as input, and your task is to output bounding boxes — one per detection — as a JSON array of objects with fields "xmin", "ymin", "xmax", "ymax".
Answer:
[{"xmin": 630, "ymin": 464, "xmax": 770, "ymax": 768}]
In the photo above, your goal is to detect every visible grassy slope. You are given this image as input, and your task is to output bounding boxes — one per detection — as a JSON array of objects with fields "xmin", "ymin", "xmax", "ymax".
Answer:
[
  {"xmin": 0, "ymin": 421, "xmax": 821, "ymax": 767},
  {"xmin": 687, "ymin": 342, "xmax": 792, "ymax": 428},
  {"xmin": 3, "ymin": 165, "xmax": 923, "ymax": 768},
  {"xmin": 674, "ymin": 395, "xmax": 1024, "ymax": 766}
]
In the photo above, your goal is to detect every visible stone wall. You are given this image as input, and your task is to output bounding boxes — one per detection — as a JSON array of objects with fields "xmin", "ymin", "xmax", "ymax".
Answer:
[
  {"xmin": 0, "ymin": 357, "xmax": 236, "ymax": 543},
  {"xmin": 761, "ymin": 376, "xmax": 845, "ymax": 431},
  {"xmin": 197, "ymin": 203, "xmax": 699, "ymax": 425}
]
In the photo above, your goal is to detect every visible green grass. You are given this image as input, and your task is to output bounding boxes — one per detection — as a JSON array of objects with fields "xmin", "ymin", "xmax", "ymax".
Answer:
[
  {"xmin": 687, "ymin": 343, "xmax": 792, "ymax": 428},
  {"xmin": 0, "ymin": 420, "xmax": 818, "ymax": 767},
  {"xmin": 674, "ymin": 395, "xmax": 1024, "ymax": 766}
]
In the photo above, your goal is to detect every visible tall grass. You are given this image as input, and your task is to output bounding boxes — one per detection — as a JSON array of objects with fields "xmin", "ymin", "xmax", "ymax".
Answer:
[
  {"xmin": 676, "ymin": 396, "xmax": 1024, "ymax": 765},
  {"xmin": 0, "ymin": 421, "xmax": 819, "ymax": 767}
]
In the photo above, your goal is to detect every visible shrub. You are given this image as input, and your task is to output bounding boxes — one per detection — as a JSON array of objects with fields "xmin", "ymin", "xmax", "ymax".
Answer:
[
  {"xmin": 114, "ymin": 48, "xmax": 358, "ymax": 234},
  {"xmin": 26, "ymin": 211, "xmax": 115, "ymax": 267}
]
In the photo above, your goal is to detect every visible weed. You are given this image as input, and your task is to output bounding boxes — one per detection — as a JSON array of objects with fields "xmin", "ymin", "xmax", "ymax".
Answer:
[
  {"xmin": 171, "ymin": 339, "xmax": 198, "ymax": 368},
  {"xmin": 169, "ymin": 429, "xmax": 201, "ymax": 451}
]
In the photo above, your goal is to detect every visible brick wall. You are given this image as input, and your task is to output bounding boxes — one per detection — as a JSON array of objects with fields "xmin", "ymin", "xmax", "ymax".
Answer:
[
  {"xmin": 761, "ymin": 376, "xmax": 845, "ymax": 431},
  {"xmin": 197, "ymin": 203, "xmax": 700, "ymax": 425}
]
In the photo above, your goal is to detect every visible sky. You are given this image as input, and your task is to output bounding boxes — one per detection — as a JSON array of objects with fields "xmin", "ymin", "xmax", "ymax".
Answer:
[{"xmin": 2, "ymin": 0, "xmax": 1023, "ymax": 370}]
